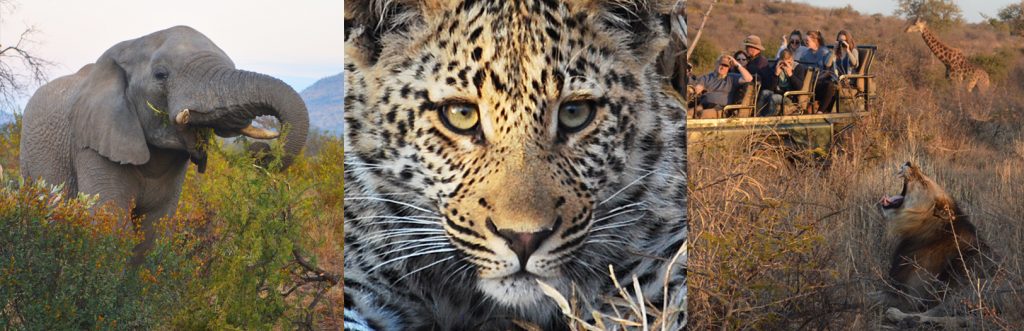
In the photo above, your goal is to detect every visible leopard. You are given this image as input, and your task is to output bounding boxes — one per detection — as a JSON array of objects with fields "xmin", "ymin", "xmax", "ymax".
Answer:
[{"xmin": 343, "ymin": 0, "xmax": 687, "ymax": 330}]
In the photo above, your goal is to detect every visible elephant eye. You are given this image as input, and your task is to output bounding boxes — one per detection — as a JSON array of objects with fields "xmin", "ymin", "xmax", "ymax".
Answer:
[{"xmin": 154, "ymin": 71, "xmax": 169, "ymax": 80}]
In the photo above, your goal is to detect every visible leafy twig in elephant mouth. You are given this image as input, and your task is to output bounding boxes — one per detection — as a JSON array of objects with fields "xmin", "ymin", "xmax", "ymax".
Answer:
[
  {"xmin": 148, "ymin": 100, "xmax": 215, "ymax": 154},
  {"xmin": 147, "ymin": 100, "xmax": 171, "ymax": 126}
]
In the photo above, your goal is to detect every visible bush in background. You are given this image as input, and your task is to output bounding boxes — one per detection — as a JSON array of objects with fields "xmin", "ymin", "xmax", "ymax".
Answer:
[
  {"xmin": 895, "ymin": 0, "xmax": 964, "ymax": 31},
  {"xmin": 0, "ymin": 181, "xmax": 193, "ymax": 330},
  {"xmin": 0, "ymin": 120, "xmax": 343, "ymax": 329}
]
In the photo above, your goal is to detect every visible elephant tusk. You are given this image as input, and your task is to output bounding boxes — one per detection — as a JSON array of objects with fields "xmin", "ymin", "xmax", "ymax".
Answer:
[
  {"xmin": 175, "ymin": 109, "xmax": 191, "ymax": 125},
  {"xmin": 239, "ymin": 124, "xmax": 280, "ymax": 139}
]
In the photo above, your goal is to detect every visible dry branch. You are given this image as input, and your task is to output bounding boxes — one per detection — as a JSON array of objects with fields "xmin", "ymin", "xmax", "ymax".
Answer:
[{"xmin": 685, "ymin": 0, "xmax": 716, "ymax": 59}]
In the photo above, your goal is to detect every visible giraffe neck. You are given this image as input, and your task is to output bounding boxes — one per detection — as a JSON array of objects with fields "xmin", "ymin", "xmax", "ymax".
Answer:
[{"xmin": 920, "ymin": 27, "xmax": 957, "ymax": 65}]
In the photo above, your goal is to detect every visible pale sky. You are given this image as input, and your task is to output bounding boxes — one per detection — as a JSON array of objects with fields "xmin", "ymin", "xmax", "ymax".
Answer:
[
  {"xmin": 0, "ymin": 0, "xmax": 343, "ymax": 110},
  {"xmin": 796, "ymin": 0, "xmax": 1015, "ymax": 23}
]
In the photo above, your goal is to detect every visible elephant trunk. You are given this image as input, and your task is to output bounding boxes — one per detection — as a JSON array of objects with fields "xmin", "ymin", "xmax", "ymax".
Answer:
[
  {"xmin": 234, "ymin": 70, "xmax": 309, "ymax": 168},
  {"xmin": 173, "ymin": 67, "xmax": 310, "ymax": 169}
]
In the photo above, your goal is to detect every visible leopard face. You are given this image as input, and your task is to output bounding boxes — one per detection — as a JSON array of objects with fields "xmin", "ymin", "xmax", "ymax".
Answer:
[{"xmin": 345, "ymin": 0, "xmax": 683, "ymax": 310}]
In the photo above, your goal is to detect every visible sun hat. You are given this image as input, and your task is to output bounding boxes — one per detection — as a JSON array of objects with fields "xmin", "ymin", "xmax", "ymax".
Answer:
[{"xmin": 742, "ymin": 35, "xmax": 765, "ymax": 51}]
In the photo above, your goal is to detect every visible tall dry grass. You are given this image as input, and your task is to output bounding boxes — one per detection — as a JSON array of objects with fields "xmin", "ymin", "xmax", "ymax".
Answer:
[{"xmin": 688, "ymin": 0, "xmax": 1024, "ymax": 329}]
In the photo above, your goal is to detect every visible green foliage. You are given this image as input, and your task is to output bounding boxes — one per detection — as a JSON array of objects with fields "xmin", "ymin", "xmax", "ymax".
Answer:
[
  {"xmin": 997, "ymin": 1, "xmax": 1024, "ymax": 36},
  {"xmin": 1, "ymin": 115, "xmax": 20, "ymax": 178},
  {"xmin": 894, "ymin": 0, "xmax": 964, "ymax": 31},
  {"xmin": 170, "ymin": 136, "xmax": 344, "ymax": 329},
  {"xmin": 0, "ymin": 120, "xmax": 344, "ymax": 329},
  {"xmin": 970, "ymin": 48, "xmax": 1013, "ymax": 83},
  {"xmin": 691, "ymin": 39, "xmax": 721, "ymax": 75},
  {"xmin": 0, "ymin": 182, "xmax": 194, "ymax": 330}
]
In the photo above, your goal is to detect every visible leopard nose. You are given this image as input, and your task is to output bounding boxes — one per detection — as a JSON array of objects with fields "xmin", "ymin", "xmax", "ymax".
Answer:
[{"xmin": 489, "ymin": 220, "xmax": 555, "ymax": 267}]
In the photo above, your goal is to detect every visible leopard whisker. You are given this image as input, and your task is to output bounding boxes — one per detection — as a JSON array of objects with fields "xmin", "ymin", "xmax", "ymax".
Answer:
[
  {"xmin": 381, "ymin": 242, "xmax": 452, "ymax": 256},
  {"xmin": 347, "ymin": 192, "xmax": 421, "ymax": 196},
  {"xmin": 598, "ymin": 201, "xmax": 648, "ymax": 216},
  {"xmin": 366, "ymin": 248, "xmax": 458, "ymax": 274},
  {"xmin": 569, "ymin": 257, "xmax": 603, "ymax": 277},
  {"xmin": 344, "ymin": 196, "xmax": 439, "ymax": 215},
  {"xmin": 592, "ymin": 208, "xmax": 646, "ymax": 224},
  {"xmin": 350, "ymin": 215, "xmax": 444, "ymax": 226},
  {"xmin": 598, "ymin": 169, "xmax": 658, "ymax": 206},
  {"xmin": 441, "ymin": 257, "xmax": 475, "ymax": 285},
  {"xmin": 395, "ymin": 256, "xmax": 455, "ymax": 284},
  {"xmin": 351, "ymin": 214, "xmax": 444, "ymax": 220},
  {"xmin": 591, "ymin": 215, "xmax": 644, "ymax": 232},
  {"xmin": 363, "ymin": 229, "xmax": 446, "ymax": 242},
  {"xmin": 345, "ymin": 168, "xmax": 385, "ymax": 174},
  {"xmin": 378, "ymin": 237, "xmax": 448, "ymax": 249},
  {"xmin": 584, "ymin": 239, "xmax": 632, "ymax": 247}
]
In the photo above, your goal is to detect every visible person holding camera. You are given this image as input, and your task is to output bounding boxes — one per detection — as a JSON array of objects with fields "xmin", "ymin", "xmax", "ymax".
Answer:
[
  {"xmin": 762, "ymin": 49, "xmax": 807, "ymax": 116},
  {"xmin": 692, "ymin": 55, "xmax": 753, "ymax": 112},
  {"xmin": 833, "ymin": 30, "xmax": 859, "ymax": 82}
]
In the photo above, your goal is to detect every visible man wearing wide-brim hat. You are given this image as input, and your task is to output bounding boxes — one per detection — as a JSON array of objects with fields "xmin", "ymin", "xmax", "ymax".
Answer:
[{"xmin": 742, "ymin": 34, "xmax": 773, "ymax": 114}]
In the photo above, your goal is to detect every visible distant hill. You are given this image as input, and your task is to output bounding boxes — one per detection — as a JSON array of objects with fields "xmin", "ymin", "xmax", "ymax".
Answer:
[
  {"xmin": 685, "ymin": 0, "xmax": 1022, "ymax": 76},
  {"xmin": 300, "ymin": 73, "xmax": 344, "ymax": 135}
]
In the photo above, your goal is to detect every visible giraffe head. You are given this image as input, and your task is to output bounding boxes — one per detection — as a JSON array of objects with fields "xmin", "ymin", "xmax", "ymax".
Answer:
[{"xmin": 905, "ymin": 18, "xmax": 926, "ymax": 33}]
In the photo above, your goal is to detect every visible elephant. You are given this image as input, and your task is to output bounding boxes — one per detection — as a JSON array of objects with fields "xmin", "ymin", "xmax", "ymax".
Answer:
[{"xmin": 19, "ymin": 26, "xmax": 309, "ymax": 262}]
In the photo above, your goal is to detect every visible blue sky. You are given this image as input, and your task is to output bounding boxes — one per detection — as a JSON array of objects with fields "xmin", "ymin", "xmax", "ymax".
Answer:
[
  {"xmin": 796, "ymin": 0, "xmax": 1015, "ymax": 23},
  {"xmin": 0, "ymin": 0, "xmax": 343, "ymax": 112}
]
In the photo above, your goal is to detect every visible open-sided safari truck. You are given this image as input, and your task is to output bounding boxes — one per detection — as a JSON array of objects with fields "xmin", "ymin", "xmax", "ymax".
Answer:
[{"xmin": 686, "ymin": 45, "xmax": 877, "ymax": 149}]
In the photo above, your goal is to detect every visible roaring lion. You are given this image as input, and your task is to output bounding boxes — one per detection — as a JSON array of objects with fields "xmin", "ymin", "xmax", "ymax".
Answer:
[{"xmin": 876, "ymin": 162, "xmax": 998, "ymax": 324}]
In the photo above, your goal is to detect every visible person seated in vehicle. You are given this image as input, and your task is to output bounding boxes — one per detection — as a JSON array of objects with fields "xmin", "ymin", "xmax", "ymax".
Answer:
[
  {"xmin": 731, "ymin": 50, "xmax": 749, "ymax": 74},
  {"xmin": 761, "ymin": 49, "xmax": 807, "ymax": 116},
  {"xmin": 691, "ymin": 55, "xmax": 753, "ymax": 111},
  {"xmin": 742, "ymin": 35, "xmax": 772, "ymax": 80},
  {"xmin": 776, "ymin": 29, "xmax": 808, "ymax": 60},
  {"xmin": 832, "ymin": 30, "xmax": 859, "ymax": 87},
  {"xmin": 741, "ymin": 35, "xmax": 772, "ymax": 114},
  {"xmin": 800, "ymin": 30, "xmax": 835, "ymax": 113}
]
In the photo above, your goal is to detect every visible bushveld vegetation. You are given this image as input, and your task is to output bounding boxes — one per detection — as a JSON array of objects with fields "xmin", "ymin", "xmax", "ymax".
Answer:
[
  {"xmin": 0, "ymin": 117, "xmax": 343, "ymax": 330},
  {"xmin": 688, "ymin": 0, "xmax": 1024, "ymax": 329}
]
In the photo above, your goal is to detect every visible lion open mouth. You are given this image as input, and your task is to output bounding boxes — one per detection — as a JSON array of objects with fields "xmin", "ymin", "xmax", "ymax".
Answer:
[{"xmin": 880, "ymin": 164, "xmax": 911, "ymax": 210}]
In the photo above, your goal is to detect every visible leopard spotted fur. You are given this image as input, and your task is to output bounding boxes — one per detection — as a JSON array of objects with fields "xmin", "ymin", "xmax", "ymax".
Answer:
[{"xmin": 344, "ymin": 1, "xmax": 687, "ymax": 329}]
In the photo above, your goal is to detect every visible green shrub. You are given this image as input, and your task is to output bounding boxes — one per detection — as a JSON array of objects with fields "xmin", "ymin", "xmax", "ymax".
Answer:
[
  {"xmin": 691, "ymin": 39, "xmax": 721, "ymax": 75},
  {"xmin": 171, "ymin": 140, "xmax": 320, "ymax": 330},
  {"xmin": 1, "ymin": 119, "xmax": 341, "ymax": 329},
  {"xmin": 1, "ymin": 115, "xmax": 20, "ymax": 179},
  {"xmin": 0, "ymin": 181, "xmax": 194, "ymax": 330},
  {"xmin": 970, "ymin": 48, "xmax": 1012, "ymax": 83},
  {"xmin": 895, "ymin": 0, "xmax": 964, "ymax": 32}
]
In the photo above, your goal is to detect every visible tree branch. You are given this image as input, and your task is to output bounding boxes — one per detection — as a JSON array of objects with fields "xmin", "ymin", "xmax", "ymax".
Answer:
[
  {"xmin": 686, "ymin": 0, "xmax": 716, "ymax": 59},
  {"xmin": 291, "ymin": 249, "xmax": 339, "ymax": 286}
]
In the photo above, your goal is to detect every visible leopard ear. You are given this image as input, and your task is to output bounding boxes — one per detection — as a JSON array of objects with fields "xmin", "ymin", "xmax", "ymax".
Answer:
[
  {"xmin": 345, "ymin": 0, "xmax": 456, "ymax": 67},
  {"xmin": 591, "ymin": 0, "xmax": 673, "ymax": 61}
]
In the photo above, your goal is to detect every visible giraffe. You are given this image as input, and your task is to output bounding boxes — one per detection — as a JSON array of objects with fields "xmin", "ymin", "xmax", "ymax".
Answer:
[{"xmin": 905, "ymin": 18, "xmax": 991, "ymax": 93}]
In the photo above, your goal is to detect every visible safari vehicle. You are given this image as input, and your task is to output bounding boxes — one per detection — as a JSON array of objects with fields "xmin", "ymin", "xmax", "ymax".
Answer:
[{"xmin": 686, "ymin": 45, "xmax": 877, "ymax": 149}]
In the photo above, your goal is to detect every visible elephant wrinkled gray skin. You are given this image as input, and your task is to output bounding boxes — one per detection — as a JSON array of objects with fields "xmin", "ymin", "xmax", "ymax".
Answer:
[{"xmin": 19, "ymin": 26, "xmax": 309, "ymax": 263}]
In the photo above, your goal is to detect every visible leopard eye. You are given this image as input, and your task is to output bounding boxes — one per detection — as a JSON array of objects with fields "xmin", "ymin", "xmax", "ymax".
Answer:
[
  {"xmin": 439, "ymin": 102, "xmax": 480, "ymax": 135},
  {"xmin": 558, "ymin": 100, "xmax": 596, "ymax": 133}
]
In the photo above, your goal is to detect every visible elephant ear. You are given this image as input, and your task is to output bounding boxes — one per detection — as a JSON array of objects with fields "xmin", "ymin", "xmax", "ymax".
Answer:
[{"xmin": 71, "ymin": 55, "xmax": 150, "ymax": 165}]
